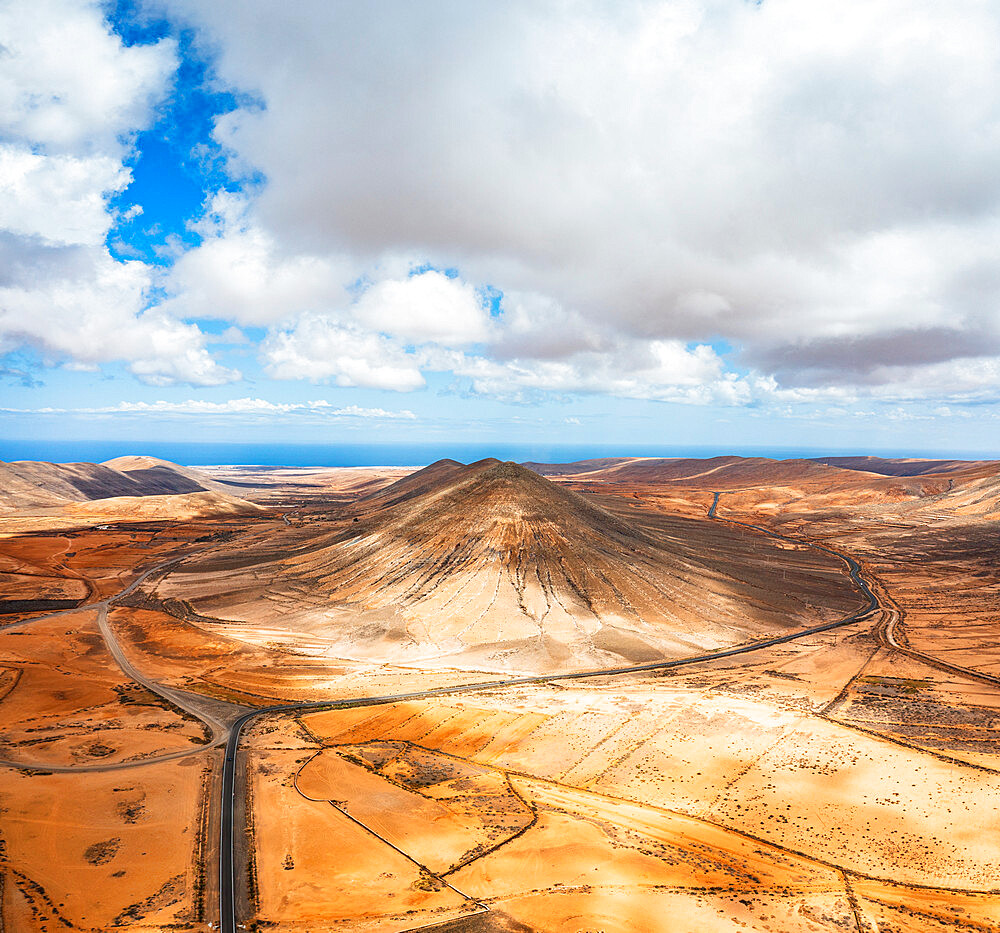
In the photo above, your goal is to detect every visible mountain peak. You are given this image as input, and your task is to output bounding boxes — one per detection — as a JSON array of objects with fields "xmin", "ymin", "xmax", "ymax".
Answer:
[{"xmin": 167, "ymin": 454, "xmax": 867, "ymax": 676}]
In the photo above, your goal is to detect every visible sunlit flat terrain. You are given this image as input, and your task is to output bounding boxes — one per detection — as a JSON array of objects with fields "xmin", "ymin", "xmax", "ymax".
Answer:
[{"xmin": 1, "ymin": 454, "xmax": 999, "ymax": 931}]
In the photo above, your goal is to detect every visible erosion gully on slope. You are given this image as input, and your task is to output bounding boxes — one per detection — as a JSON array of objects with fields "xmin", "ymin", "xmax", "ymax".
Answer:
[
  {"xmin": 7, "ymin": 488, "xmax": 998, "ymax": 933},
  {"xmin": 218, "ymin": 490, "xmax": 885, "ymax": 933}
]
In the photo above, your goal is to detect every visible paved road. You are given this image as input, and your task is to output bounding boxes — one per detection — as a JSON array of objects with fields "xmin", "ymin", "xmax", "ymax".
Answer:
[
  {"xmin": 3, "ymin": 492, "xmax": 994, "ymax": 931},
  {"xmin": 0, "ymin": 557, "xmax": 177, "ymax": 633},
  {"xmin": 710, "ymin": 492, "xmax": 1000, "ymax": 691},
  {"xmin": 0, "ymin": 557, "xmax": 229, "ymax": 773},
  {"xmin": 879, "ymin": 597, "xmax": 1000, "ymax": 688},
  {"xmin": 96, "ymin": 602, "xmax": 229, "ymax": 746},
  {"xmin": 0, "ymin": 499, "xmax": 885, "ymax": 931},
  {"xmin": 217, "ymin": 494, "xmax": 882, "ymax": 933},
  {"xmin": 709, "ymin": 491, "xmax": 878, "ymax": 613}
]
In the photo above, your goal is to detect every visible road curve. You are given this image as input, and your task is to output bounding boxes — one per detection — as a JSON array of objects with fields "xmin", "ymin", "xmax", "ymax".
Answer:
[
  {"xmin": 0, "ymin": 557, "xmax": 229, "ymax": 772},
  {"xmin": 879, "ymin": 603, "xmax": 1000, "ymax": 689},
  {"xmin": 96, "ymin": 602, "xmax": 229, "ymax": 746},
  {"xmin": 709, "ymin": 491, "xmax": 879, "ymax": 616},
  {"xmin": 0, "ymin": 500, "xmax": 885, "ymax": 932},
  {"xmin": 0, "ymin": 556, "xmax": 179, "ymax": 634},
  {"xmin": 3, "ymin": 492, "xmax": 992, "ymax": 931},
  {"xmin": 709, "ymin": 492, "xmax": 1000, "ymax": 691},
  {"xmin": 218, "ymin": 494, "xmax": 882, "ymax": 933}
]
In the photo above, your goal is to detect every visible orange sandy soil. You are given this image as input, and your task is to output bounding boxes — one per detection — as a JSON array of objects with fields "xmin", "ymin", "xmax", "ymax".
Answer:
[
  {"xmin": 0, "ymin": 608, "xmax": 210, "ymax": 767},
  {"xmin": 3, "ymin": 457, "xmax": 1000, "ymax": 932},
  {"xmin": 668, "ymin": 471, "xmax": 1000, "ymax": 688},
  {"xmin": 276, "ymin": 651, "xmax": 1000, "ymax": 932},
  {"xmin": 104, "ymin": 604, "xmax": 511, "ymax": 707},
  {"xmin": 0, "ymin": 755, "xmax": 215, "ymax": 932},
  {"xmin": 0, "ymin": 520, "xmax": 277, "ymax": 614},
  {"xmin": 0, "ymin": 493, "xmax": 258, "ymax": 536},
  {"xmin": 245, "ymin": 716, "xmax": 480, "ymax": 931},
  {"xmin": 0, "ymin": 513, "xmax": 263, "ymax": 931}
]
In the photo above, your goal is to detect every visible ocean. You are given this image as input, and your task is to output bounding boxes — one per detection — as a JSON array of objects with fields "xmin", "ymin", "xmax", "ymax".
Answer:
[{"xmin": 0, "ymin": 439, "xmax": 990, "ymax": 467}]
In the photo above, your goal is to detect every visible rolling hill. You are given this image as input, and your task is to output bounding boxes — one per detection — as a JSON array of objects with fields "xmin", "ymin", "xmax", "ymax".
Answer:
[{"xmin": 0, "ymin": 457, "xmax": 260, "ymax": 519}]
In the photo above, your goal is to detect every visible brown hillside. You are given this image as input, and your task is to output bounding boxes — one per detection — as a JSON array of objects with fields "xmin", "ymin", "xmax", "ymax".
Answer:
[
  {"xmin": 0, "ymin": 457, "xmax": 262, "ymax": 523},
  {"xmin": 152, "ymin": 459, "xmax": 865, "ymax": 674},
  {"xmin": 812, "ymin": 455, "xmax": 990, "ymax": 476}
]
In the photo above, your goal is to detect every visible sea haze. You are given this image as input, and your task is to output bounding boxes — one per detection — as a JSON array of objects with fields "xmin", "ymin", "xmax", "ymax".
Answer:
[{"xmin": 0, "ymin": 439, "xmax": 993, "ymax": 467}]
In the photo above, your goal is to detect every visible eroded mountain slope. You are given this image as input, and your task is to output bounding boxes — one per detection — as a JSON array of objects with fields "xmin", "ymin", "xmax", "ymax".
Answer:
[{"xmin": 147, "ymin": 459, "xmax": 864, "ymax": 674}]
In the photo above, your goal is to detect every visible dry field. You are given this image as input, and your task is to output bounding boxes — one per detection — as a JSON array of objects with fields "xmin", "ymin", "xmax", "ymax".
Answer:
[
  {"xmin": 1, "ymin": 454, "xmax": 999, "ymax": 932},
  {"xmin": 1, "ymin": 756, "xmax": 214, "ymax": 931},
  {"xmin": 0, "ymin": 608, "xmax": 211, "ymax": 769},
  {"xmin": 0, "ymin": 514, "xmax": 237, "ymax": 930},
  {"xmin": 239, "ymin": 643, "xmax": 1000, "ymax": 932}
]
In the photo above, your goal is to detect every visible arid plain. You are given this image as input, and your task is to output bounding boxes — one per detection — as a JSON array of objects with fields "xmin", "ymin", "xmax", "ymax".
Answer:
[{"xmin": 1, "ymin": 453, "xmax": 999, "ymax": 932}]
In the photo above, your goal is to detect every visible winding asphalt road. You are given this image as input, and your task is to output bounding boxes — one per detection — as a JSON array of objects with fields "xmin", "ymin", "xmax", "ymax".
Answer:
[
  {"xmin": 708, "ymin": 493, "xmax": 1000, "ymax": 691},
  {"xmin": 0, "ymin": 557, "xmax": 231, "ymax": 773},
  {"xmin": 216, "ymin": 492, "xmax": 882, "ymax": 933},
  {"xmin": 96, "ymin": 600, "xmax": 229, "ymax": 746},
  {"xmin": 0, "ymin": 497, "xmax": 884, "ymax": 931},
  {"xmin": 6, "ymin": 491, "xmax": 996, "ymax": 931}
]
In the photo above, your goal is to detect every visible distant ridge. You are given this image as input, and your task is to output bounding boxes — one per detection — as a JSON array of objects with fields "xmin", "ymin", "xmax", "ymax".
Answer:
[
  {"xmin": 525, "ymin": 455, "xmax": 858, "ymax": 485},
  {"xmin": 811, "ymin": 455, "xmax": 989, "ymax": 476},
  {"xmin": 0, "ymin": 457, "xmax": 258, "ymax": 516},
  {"xmin": 521, "ymin": 457, "xmax": 632, "ymax": 476},
  {"xmin": 526, "ymin": 453, "xmax": 1000, "ymax": 518}
]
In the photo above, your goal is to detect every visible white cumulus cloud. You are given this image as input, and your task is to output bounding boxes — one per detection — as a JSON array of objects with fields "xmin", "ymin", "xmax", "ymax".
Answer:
[
  {"xmin": 353, "ymin": 271, "xmax": 492, "ymax": 346},
  {"xmin": 452, "ymin": 338, "xmax": 751, "ymax": 405},
  {"xmin": 0, "ymin": 0, "xmax": 236, "ymax": 387},
  {"xmin": 0, "ymin": 148, "xmax": 130, "ymax": 246},
  {"xmin": 0, "ymin": 253, "xmax": 238, "ymax": 385},
  {"xmin": 4, "ymin": 397, "xmax": 418, "ymax": 420},
  {"xmin": 7, "ymin": 0, "xmax": 1000, "ymax": 414},
  {"xmin": 0, "ymin": 0, "xmax": 176, "ymax": 154},
  {"xmin": 159, "ymin": 192, "xmax": 353, "ymax": 325},
  {"xmin": 155, "ymin": 0, "xmax": 1000, "ymax": 403},
  {"xmin": 262, "ymin": 315, "xmax": 425, "ymax": 390}
]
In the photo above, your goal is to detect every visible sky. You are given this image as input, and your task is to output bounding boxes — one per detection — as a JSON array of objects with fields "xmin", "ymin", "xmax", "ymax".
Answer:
[{"xmin": 2, "ymin": 0, "xmax": 1000, "ymax": 458}]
